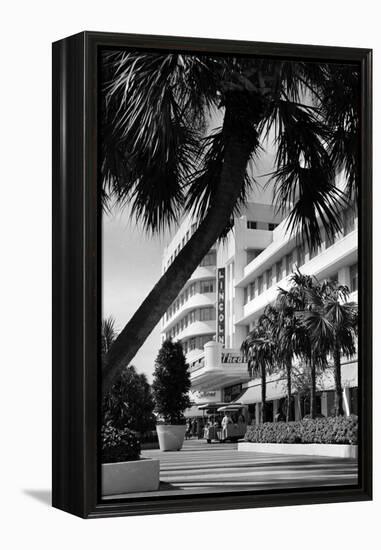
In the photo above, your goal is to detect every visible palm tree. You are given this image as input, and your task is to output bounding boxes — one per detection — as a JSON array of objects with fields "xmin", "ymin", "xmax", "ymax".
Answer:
[
  {"xmin": 241, "ymin": 311, "xmax": 278, "ymax": 423},
  {"xmin": 302, "ymin": 281, "xmax": 358, "ymax": 416},
  {"xmin": 270, "ymin": 301, "xmax": 296, "ymax": 422},
  {"xmin": 101, "ymin": 52, "xmax": 359, "ymax": 397},
  {"xmin": 277, "ymin": 271, "xmax": 324, "ymax": 419}
]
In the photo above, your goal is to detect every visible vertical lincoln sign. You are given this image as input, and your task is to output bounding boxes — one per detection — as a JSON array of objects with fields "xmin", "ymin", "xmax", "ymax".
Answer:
[{"xmin": 217, "ymin": 268, "xmax": 225, "ymax": 345}]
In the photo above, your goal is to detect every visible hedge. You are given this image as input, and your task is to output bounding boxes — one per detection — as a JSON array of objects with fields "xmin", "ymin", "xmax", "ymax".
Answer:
[
  {"xmin": 101, "ymin": 423, "xmax": 141, "ymax": 463},
  {"xmin": 244, "ymin": 415, "xmax": 358, "ymax": 445}
]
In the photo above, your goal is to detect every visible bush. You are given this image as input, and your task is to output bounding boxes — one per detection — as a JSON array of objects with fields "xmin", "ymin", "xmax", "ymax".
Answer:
[
  {"xmin": 103, "ymin": 365, "xmax": 156, "ymax": 433},
  {"xmin": 244, "ymin": 415, "xmax": 358, "ymax": 445},
  {"xmin": 135, "ymin": 430, "xmax": 160, "ymax": 449},
  {"xmin": 101, "ymin": 423, "xmax": 141, "ymax": 463},
  {"xmin": 135, "ymin": 430, "xmax": 158, "ymax": 444}
]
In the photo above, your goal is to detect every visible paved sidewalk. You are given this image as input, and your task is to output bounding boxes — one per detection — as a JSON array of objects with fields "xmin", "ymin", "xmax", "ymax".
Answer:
[{"xmin": 104, "ymin": 438, "xmax": 358, "ymax": 499}]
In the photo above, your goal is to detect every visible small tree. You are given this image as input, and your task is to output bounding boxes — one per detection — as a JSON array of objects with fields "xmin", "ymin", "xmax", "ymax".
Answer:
[{"xmin": 152, "ymin": 340, "xmax": 191, "ymax": 425}]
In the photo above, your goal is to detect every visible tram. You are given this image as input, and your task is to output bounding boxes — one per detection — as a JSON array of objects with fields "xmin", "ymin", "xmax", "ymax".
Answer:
[{"xmin": 198, "ymin": 402, "xmax": 247, "ymax": 443}]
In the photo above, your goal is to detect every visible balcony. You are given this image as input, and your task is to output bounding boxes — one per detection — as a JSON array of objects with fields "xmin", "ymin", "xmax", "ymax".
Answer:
[
  {"xmin": 188, "ymin": 265, "xmax": 216, "ymax": 282},
  {"xmin": 162, "ymin": 292, "xmax": 216, "ymax": 332},
  {"xmin": 176, "ymin": 319, "xmax": 216, "ymax": 341},
  {"xmin": 189, "ymin": 342, "xmax": 250, "ymax": 391},
  {"xmin": 237, "ymin": 230, "xmax": 358, "ymax": 326}
]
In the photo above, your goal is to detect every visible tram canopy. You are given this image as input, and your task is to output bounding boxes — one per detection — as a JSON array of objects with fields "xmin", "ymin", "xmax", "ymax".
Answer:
[
  {"xmin": 217, "ymin": 403, "xmax": 243, "ymax": 412},
  {"xmin": 197, "ymin": 402, "xmax": 229, "ymax": 411}
]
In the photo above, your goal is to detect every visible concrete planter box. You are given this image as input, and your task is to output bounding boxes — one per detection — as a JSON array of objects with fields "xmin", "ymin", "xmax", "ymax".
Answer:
[
  {"xmin": 102, "ymin": 457, "xmax": 160, "ymax": 496},
  {"xmin": 156, "ymin": 424, "xmax": 186, "ymax": 451},
  {"xmin": 238, "ymin": 442, "xmax": 358, "ymax": 458}
]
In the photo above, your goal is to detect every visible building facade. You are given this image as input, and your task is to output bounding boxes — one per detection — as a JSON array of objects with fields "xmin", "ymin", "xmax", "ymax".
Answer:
[{"xmin": 161, "ymin": 191, "xmax": 358, "ymax": 423}]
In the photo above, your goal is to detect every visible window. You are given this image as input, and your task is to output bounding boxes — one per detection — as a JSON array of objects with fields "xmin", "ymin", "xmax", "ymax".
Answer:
[
  {"xmin": 189, "ymin": 337, "xmax": 196, "ymax": 351},
  {"xmin": 268, "ymin": 223, "xmax": 278, "ymax": 231},
  {"xmin": 266, "ymin": 268, "xmax": 272, "ymax": 288},
  {"xmin": 200, "ymin": 251, "xmax": 216, "ymax": 267},
  {"xmin": 247, "ymin": 220, "xmax": 257, "ymax": 230},
  {"xmin": 248, "ymin": 281, "xmax": 256, "ymax": 301},
  {"xmin": 200, "ymin": 307, "xmax": 215, "ymax": 321},
  {"xmin": 244, "ymin": 287, "xmax": 248, "ymax": 304},
  {"xmin": 246, "ymin": 249, "xmax": 261, "ymax": 264},
  {"xmin": 200, "ymin": 280, "xmax": 214, "ymax": 293},
  {"xmin": 350, "ymin": 263, "xmax": 358, "ymax": 292},
  {"xmin": 199, "ymin": 335, "xmax": 214, "ymax": 348},
  {"xmin": 223, "ymin": 383, "xmax": 243, "ymax": 403},
  {"xmin": 257, "ymin": 275, "xmax": 263, "ymax": 295},
  {"xmin": 276, "ymin": 260, "xmax": 283, "ymax": 282},
  {"xmin": 189, "ymin": 310, "xmax": 196, "ymax": 324},
  {"xmin": 285, "ymin": 253, "xmax": 293, "ymax": 275}
]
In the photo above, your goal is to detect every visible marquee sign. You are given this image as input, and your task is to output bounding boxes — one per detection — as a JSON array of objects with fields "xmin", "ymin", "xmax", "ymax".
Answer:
[
  {"xmin": 221, "ymin": 352, "xmax": 245, "ymax": 364},
  {"xmin": 217, "ymin": 267, "xmax": 225, "ymax": 345}
]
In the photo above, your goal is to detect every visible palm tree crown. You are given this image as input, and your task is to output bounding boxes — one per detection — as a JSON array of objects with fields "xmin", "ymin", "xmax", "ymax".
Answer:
[{"xmin": 102, "ymin": 52, "xmax": 358, "ymax": 248}]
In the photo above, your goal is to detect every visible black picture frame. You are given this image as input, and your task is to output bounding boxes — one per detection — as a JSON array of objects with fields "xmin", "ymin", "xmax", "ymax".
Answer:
[{"xmin": 52, "ymin": 31, "xmax": 372, "ymax": 519}]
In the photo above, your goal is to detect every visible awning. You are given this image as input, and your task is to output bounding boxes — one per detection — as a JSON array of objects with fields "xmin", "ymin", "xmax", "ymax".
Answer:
[
  {"xmin": 238, "ymin": 378, "xmax": 288, "ymax": 404},
  {"xmin": 236, "ymin": 361, "xmax": 358, "ymax": 405}
]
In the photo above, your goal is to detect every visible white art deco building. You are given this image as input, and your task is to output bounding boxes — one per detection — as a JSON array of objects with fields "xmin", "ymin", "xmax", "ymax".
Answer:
[{"xmin": 160, "ymin": 180, "xmax": 358, "ymax": 423}]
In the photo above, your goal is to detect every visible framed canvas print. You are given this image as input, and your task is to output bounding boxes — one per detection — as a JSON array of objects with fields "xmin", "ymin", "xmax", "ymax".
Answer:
[{"xmin": 52, "ymin": 31, "xmax": 372, "ymax": 518}]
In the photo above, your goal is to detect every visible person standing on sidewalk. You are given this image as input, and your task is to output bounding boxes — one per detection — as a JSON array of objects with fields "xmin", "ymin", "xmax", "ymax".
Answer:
[{"xmin": 221, "ymin": 413, "xmax": 232, "ymax": 440}]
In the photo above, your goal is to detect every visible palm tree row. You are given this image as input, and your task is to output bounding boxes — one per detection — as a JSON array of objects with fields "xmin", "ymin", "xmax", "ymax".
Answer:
[
  {"xmin": 241, "ymin": 271, "xmax": 358, "ymax": 421},
  {"xmin": 101, "ymin": 51, "xmax": 360, "ymax": 397}
]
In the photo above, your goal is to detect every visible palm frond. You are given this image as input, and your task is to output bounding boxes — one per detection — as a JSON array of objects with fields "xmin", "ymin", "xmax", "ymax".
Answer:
[
  {"xmin": 101, "ymin": 51, "xmax": 222, "ymax": 233},
  {"xmin": 320, "ymin": 64, "xmax": 360, "ymax": 202},
  {"xmin": 101, "ymin": 316, "xmax": 118, "ymax": 356}
]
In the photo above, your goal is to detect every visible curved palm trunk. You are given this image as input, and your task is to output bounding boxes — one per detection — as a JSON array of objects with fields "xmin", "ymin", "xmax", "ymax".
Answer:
[
  {"xmin": 102, "ymin": 108, "xmax": 256, "ymax": 397},
  {"xmin": 310, "ymin": 357, "xmax": 317, "ymax": 419},
  {"xmin": 285, "ymin": 359, "xmax": 292, "ymax": 422},
  {"xmin": 333, "ymin": 339, "xmax": 344, "ymax": 416},
  {"xmin": 260, "ymin": 363, "xmax": 267, "ymax": 424}
]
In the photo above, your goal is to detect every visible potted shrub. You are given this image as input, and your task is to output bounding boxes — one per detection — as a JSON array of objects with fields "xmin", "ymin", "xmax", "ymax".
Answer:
[
  {"xmin": 101, "ymin": 423, "xmax": 160, "ymax": 496},
  {"xmin": 152, "ymin": 339, "xmax": 191, "ymax": 451}
]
